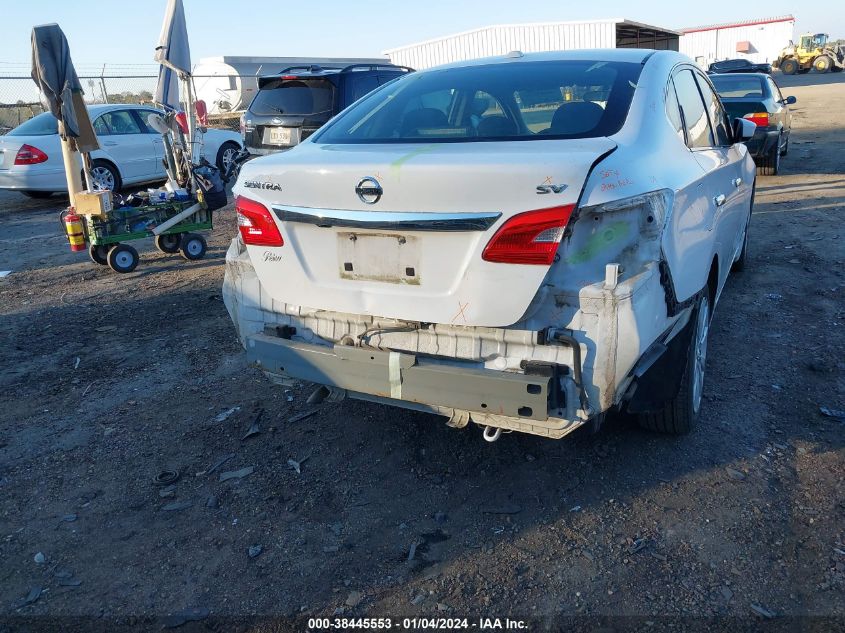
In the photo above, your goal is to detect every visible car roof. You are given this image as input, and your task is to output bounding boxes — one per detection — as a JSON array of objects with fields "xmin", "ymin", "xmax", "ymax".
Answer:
[
  {"xmin": 86, "ymin": 103, "xmax": 159, "ymax": 115},
  {"xmin": 427, "ymin": 48, "xmax": 672, "ymax": 72}
]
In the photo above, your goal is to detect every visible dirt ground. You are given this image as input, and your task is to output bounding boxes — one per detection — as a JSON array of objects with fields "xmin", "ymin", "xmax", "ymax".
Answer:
[{"xmin": 1, "ymin": 72, "xmax": 843, "ymax": 632}]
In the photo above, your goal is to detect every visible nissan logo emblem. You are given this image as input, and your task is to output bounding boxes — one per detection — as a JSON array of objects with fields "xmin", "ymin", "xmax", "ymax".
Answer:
[{"xmin": 355, "ymin": 176, "xmax": 382, "ymax": 204}]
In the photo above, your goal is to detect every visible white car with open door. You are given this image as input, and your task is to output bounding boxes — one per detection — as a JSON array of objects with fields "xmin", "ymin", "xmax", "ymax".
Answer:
[
  {"xmin": 0, "ymin": 103, "xmax": 242, "ymax": 198},
  {"xmin": 223, "ymin": 49, "xmax": 756, "ymax": 441}
]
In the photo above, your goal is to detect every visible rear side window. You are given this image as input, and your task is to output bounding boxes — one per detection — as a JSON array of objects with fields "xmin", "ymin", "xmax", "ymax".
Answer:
[
  {"xmin": 250, "ymin": 78, "xmax": 335, "ymax": 116},
  {"xmin": 94, "ymin": 110, "xmax": 143, "ymax": 136},
  {"xmin": 673, "ymin": 69, "xmax": 713, "ymax": 148},
  {"xmin": 314, "ymin": 60, "xmax": 643, "ymax": 144},
  {"xmin": 345, "ymin": 74, "xmax": 379, "ymax": 106},
  {"xmin": 695, "ymin": 74, "xmax": 731, "ymax": 146}
]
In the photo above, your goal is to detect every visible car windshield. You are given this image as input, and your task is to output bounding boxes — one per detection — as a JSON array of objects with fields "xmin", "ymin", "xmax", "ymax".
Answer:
[
  {"xmin": 250, "ymin": 78, "xmax": 336, "ymax": 116},
  {"xmin": 7, "ymin": 112, "xmax": 58, "ymax": 136},
  {"xmin": 710, "ymin": 75, "xmax": 765, "ymax": 98},
  {"xmin": 314, "ymin": 59, "xmax": 643, "ymax": 144}
]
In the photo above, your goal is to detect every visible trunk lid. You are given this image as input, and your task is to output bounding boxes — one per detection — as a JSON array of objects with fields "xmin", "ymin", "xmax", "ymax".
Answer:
[
  {"xmin": 234, "ymin": 138, "xmax": 615, "ymax": 327},
  {"xmin": 0, "ymin": 137, "xmax": 25, "ymax": 170}
]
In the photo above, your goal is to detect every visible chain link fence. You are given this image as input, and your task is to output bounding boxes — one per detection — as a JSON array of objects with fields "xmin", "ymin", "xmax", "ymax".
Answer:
[{"xmin": 0, "ymin": 75, "xmax": 241, "ymax": 134}]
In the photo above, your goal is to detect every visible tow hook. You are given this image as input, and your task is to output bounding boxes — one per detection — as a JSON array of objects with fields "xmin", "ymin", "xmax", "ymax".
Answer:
[{"xmin": 482, "ymin": 426, "xmax": 502, "ymax": 442}]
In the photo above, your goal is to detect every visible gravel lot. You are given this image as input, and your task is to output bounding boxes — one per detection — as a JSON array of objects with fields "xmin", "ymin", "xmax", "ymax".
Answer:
[{"xmin": 0, "ymin": 72, "xmax": 843, "ymax": 632}]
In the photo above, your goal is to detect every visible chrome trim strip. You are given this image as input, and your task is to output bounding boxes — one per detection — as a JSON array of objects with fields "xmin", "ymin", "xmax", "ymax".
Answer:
[{"xmin": 271, "ymin": 205, "xmax": 501, "ymax": 232}]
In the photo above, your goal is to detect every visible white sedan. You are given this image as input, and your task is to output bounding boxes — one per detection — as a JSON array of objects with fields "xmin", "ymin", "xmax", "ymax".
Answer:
[
  {"xmin": 224, "ymin": 48, "xmax": 758, "ymax": 442},
  {"xmin": 0, "ymin": 103, "xmax": 242, "ymax": 198}
]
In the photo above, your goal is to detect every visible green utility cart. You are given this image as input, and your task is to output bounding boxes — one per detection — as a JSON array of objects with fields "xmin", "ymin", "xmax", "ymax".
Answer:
[{"xmin": 82, "ymin": 198, "xmax": 213, "ymax": 273}]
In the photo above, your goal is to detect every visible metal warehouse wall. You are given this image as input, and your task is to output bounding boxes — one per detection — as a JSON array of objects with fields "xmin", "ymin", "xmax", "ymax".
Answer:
[
  {"xmin": 385, "ymin": 21, "xmax": 616, "ymax": 69},
  {"xmin": 680, "ymin": 19, "xmax": 795, "ymax": 67}
]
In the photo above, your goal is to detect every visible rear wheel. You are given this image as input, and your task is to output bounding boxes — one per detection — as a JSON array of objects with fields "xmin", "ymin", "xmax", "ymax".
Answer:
[
  {"xmin": 106, "ymin": 243, "xmax": 139, "ymax": 273},
  {"xmin": 732, "ymin": 186, "xmax": 753, "ymax": 272},
  {"xmin": 216, "ymin": 142, "xmax": 240, "ymax": 174},
  {"xmin": 757, "ymin": 140, "xmax": 780, "ymax": 176},
  {"xmin": 179, "ymin": 233, "xmax": 207, "ymax": 260},
  {"xmin": 637, "ymin": 293, "xmax": 710, "ymax": 435},
  {"xmin": 814, "ymin": 55, "xmax": 832, "ymax": 73},
  {"xmin": 780, "ymin": 58, "xmax": 798, "ymax": 75},
  {"xmin": 780, "ymin": 135, "xmax": 789, "ymax": 156},
  {"xmin": 155, "ymin": 233, "xmax": 182, "ymax": 254}
]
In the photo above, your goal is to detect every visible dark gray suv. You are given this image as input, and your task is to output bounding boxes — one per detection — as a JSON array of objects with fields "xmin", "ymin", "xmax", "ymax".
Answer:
[{"xmin": 241, "ymin": 63, "xmax": 413, "ymax": 155}]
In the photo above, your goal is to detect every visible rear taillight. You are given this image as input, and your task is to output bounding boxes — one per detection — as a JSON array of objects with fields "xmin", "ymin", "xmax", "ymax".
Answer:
[
  {"xmin": 174, "ymin": 111, "xmax": 189, "ymax": 134},
  {"xmin": 281, "ymin": 75, "xmax": 298, "ymax": 80},
  {"xmin": 744, "ymin": 112, "xmax": 769, "ymax": 127},
  {"xmin": 236, "ymin": 196, "xmax": 283, "ymax": 247},
  {"xmin": 14, "ymin": 144, "xmax": 48, "ymax": 165},
  {"xmin": 482, "ymin": 205, "xmax": 575, "ymax": 265}
]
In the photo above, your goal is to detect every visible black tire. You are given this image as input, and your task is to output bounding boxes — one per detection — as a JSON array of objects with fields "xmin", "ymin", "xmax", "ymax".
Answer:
[
  {"xmin": 756, "ymin": 141, "xmax": 780, "ymax": 176},
  {"xmin": 88, "ymin": 244, "xmax": 110, "ymax": 265},
  {"xmin": 638, "ymin": 293, "xmax": 710, "ymax": 435},
  {"xmin": 179, "ymin": 233, "xmax": 207, "ymax": 261},
  {"xmin": 89, "ymin": 159, "xmax": 122, "ymax": 192},
  {"xmin": 732, "ymin": 186, "xmax": 753, "ymax": 272},
  {"xmin": 106, "ymin": 243, "xmax": 139, "ymax": 273},
  {"xmin": 814, "ymin": 56, "xmax": 831, "ymax": 73},
  {"xmin": 780, "ymin": 58, "xmax": 798, "ymax": 75},
  {"xmin": 780, "ymin": 135, "xmax": 789, "ymax": 157},
  {"xmin": 215, "ymin": 142, "xmax": 240, "ymax": 175},
  {"xmin": 155, "ymin": 233, "xmax": 182, "ymax": 254},
  {"xmin": 22, "ymin": 190, "xmax": 53, "ymax": 199}
]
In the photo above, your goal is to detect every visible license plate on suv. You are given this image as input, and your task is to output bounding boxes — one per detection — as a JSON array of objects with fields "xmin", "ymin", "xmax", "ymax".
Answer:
[{"xmin": 263, "ymin": 127, "xmax": 293, "ymax": 146}]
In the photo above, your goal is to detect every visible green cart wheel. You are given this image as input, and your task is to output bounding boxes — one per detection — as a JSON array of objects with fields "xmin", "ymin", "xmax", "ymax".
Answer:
[
  {"xmin": 155, "ymin": 233, "xmax": 182, "ymax": 254},
  {"xmin": 180, "ymin": 233, "xmax": 207, "ymax": 261},
  {"xmin": 88, "ymin": 244, "xmax": 111, "ymax": 265},
  {"xmin": 107, "ymin": 243, "xmax": 139, "ymax": 273}
]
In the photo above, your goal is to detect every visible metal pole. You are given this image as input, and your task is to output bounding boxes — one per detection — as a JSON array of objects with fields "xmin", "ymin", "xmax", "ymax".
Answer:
[{"xmin": 58, "ymin": 121, "xmax": 83, "ymax": 207}]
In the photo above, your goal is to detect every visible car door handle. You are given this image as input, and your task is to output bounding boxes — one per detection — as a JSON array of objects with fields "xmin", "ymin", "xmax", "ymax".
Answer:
[
  {"xmin": 714, "ymin": 194, "xmax": 727, "ymax": 207},
  {"xmin": 732, "ymin": 178, "xmax": 742, "ymax": 188},
  {"xmin": 103, "ymin": 141, "xmax": 117, "ymax": 146}
]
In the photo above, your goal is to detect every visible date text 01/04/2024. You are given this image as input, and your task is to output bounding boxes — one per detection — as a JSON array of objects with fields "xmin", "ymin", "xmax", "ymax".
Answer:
[{"xmin": 306, "ymin": 617, "xmax": 528, "ymax": 630}]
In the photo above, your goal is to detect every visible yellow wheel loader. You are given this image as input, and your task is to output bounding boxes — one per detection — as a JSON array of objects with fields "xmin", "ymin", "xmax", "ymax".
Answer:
[{"xmin": 775, "ymin": 33, "xmax": 845, "ymax": 74}]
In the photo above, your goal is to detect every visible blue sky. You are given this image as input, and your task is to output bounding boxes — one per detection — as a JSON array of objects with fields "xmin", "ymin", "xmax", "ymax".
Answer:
[{"xmin": 1, "ymin": 0, "xmax": 841, "ymax": 73}]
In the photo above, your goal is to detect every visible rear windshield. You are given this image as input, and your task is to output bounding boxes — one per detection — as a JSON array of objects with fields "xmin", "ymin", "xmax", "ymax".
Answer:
[
  {"xmin": 313, "ymin": 59, "xmax": 643, "ymax": 144},
  {"xmin": 249, "ymin": 78, "xmax": 336, "ymax": 116},
  {"xmin": 7, "ymin": 112, "xmax": 58, "ymax": 136},
  {"xmin": 710, "ymin": 75, "xmax": 765, "ymax": 98}
]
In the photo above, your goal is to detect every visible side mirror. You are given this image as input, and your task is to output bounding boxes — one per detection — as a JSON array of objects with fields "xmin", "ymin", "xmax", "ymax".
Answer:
[
  {"xmin": 732, "ymin": 117, "xmax": 756, "ymax": 142},
  {"xmin": 783, "ymin": 95, "xmax": 797, "ymax": 105}
]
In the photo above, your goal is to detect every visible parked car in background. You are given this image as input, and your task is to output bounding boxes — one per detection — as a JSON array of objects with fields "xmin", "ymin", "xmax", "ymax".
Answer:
[
  {"xmin": 0, "ymin": 104, "xmax": 243, "ymax": 197},
  {"xmin": 241, "ymin": 64, "xmax": 413, "ymax": 156},
  {"xmin": 708, "ymin": 58, "xmax": 773, "ymax": 75},
  {"xmin": 224, "ymin": 49, "xmax": 757, "ymax": 442},
  {"xmin": 710, "ymin": 72, "xmax": 795, "ymax": 175}
]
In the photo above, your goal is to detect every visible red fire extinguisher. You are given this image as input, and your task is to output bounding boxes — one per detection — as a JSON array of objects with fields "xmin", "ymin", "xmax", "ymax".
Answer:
[{"xmin": 63, "ymin": 208, "xmax": 87, "ymax": 252}]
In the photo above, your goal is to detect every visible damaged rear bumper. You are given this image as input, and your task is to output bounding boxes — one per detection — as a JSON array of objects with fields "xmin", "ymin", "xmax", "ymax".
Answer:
[{"xmin": 245, "ymin": 331, "xmax": 586, "ymax": 439}]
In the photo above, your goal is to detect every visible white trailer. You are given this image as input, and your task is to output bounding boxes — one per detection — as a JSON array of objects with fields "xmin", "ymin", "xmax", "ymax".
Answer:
[
  {"xmin": 679, "ymin": 15, "xmax": 795, "ymax": 68},
  {"xmin": 193, "ymin": 56, "xmax": 388, "ymax": 115},
  {"xmin": 383, "ymin": 19, "xmax": 680, "ymax": 69}
]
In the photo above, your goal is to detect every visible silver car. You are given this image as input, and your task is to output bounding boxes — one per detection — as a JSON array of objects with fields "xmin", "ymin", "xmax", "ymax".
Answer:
[{"xmin": 0, "ymin": 103, "xmax": 242, "ymax": 198}]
